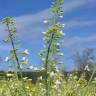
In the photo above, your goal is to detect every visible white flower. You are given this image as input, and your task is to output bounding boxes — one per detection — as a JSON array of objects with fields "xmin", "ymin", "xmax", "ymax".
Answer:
[
  {"xmin": 26, "ymin": 86, "xmax": 29, "ymax": 89},
  {"xmin": 43, "ymin": 20, "xmax": 49, "ymax": 24},
  {"xmin": 55, "ymin": 43, "xmax": 60, "ymax": 46},
  {"xmin": 39, "ymin": 76, "xmax": 43, "ymax": 80},
  {"xmin": 22, "ymin": 57, "xmax": 26, "ymax": 60},
  {"xmin": 33, "ymin": 67, "xmax": 38, "ymax": 71},
  {"xmin": 57, "ymin": 52, "xmax": 64, "ymax": 56},
  {"xmin": 5, "ymin": 57, "xmax": 9, "ymax": 62},
  {"xmin": 42, "ymin": 32, "xmax": 46, "ymax": 35},
  {"xmin": 84, "ymin": 65, "xmax": 90, "ymax": 71},
  {"xmin": 55, "ymin": 80, "xmax": 61, "ymax": 85},
  {"xmin": 59, "ymin": 15, "xmax": 63, "ymax": 18},
  {"xmin": 55, "ymin": 66, "xmax": 59, "ymax": 72},
  {"xmin": 28, "ymin": 79, "xmax": 32, "ymax": 81},
  {"xmin": 60, "ymin": 30, "xmax": 65, "ymax": 36},
  {"xmin": 29, "ymin": 66, "xmax": 34, "ymax": 69},
  {"xmin": 61, "ymin": 24, "xmax": 65, "ymax": 28},
  {"xmin": 39, "ymin": 83, "xmax": 42, "ymax": 86},
  {"xmin": 50, "ymin": 71, "xmax": 55, "ymax": 78},
  {"xmin": 22, "ymin": 49, "xmax": 29, "ymax": 55},
  {"xmin": 6, "ymin": 73, "xmax": 13, "ymax": 77}
]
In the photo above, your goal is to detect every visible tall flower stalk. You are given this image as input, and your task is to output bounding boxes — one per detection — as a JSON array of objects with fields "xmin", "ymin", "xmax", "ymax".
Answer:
[
  {"xmin": 2, "ymin": 17, "xmax": 28, "ymax": 96},
  {"xmin": 2, "ymin": 17, "xmax": 22, "ymax": 79},
  {"xmin": 39, "ymin": 0, "xmax": 64, "ymax": 96}
]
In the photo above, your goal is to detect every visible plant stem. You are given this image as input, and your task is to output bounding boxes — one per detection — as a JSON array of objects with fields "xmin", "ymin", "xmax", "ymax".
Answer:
[
  {"xmin": 7, "ymin": 25, "xmax": 22, "ymax": 79},
  {"xmin": 45, "ymin": 33, "xmax": 54, "ymax": 96},
  {"xmin": 6, "ymin": 25, "xmax": 28, "ymax": 96},
  {"xmin": 45, "ymin": 8, "xmax": 57, "ymax": 96}
]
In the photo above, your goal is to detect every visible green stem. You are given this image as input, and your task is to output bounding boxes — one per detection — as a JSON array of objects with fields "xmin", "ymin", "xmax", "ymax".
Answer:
[
  {"xmin": 7, "ymin": 25, "xmax": 22, "ymax": 79},
  {"xmin": 45, "ymin": 6, "xmax": 57, "ymax": 96},
  {"xmin": 45, "ymin": 33, "xmax": 55, "ymax": 96},
  {"xmin": 6, "ymin": 25, "xmax": 28, "ymax": 96}
]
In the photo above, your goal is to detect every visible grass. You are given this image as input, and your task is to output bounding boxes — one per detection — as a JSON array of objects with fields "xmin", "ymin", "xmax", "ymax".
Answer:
[{"xmin": 0, "ymin": 70, "xmax": 96, "ymax": 96}]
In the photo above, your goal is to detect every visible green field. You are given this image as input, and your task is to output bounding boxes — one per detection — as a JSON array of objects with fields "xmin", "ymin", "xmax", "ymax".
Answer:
[{"xmin": 0, "ymin": 71, "xmax": 96, "ymax": 96}]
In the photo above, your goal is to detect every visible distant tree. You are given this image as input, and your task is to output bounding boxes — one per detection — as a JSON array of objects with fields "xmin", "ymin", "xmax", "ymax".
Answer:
[
  {"xmin": 0, "ymin": 57, "xmax": 2, "ymax": 62},
  {"xmin": 73, "ymin": 48, "xmax": 96, "ymax": 72},
  {"xmin": 0, "ymin": 57, "xmax": 2, "ymax": 63}
]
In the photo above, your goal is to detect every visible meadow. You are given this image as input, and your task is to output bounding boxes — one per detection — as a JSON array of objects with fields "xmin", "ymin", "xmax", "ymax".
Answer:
[{"xmin": 0, "ymin": 71, "xmax": 96, "ymax": 96}]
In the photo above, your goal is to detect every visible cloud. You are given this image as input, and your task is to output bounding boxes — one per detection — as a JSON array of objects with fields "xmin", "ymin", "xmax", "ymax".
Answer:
[
  {"xmin": 14, "ymin": 9, "xmax": 51, "ymax": 29},
  {"xmin": 0, "ymin": 44, "xmax": 10, "ymax": 52},
  {"xmin": 0, "ymin": 8, "xmax": 51, "ymax": 40},
  {"xmin": 13, "ymin": 0, "xmax": 95, "ymax": 30},
  {"xmin": 63, "ymin": 35, "xmax": 96, "ymax": 48},
  {"xmin": 13, "ymin": 0, "xmax": 95, "ymax": 39},
  {"xmin": 0, "ymin": 0, "xmax": 95, "ymax": 49},
  {"xmin": 0, "ymin": 24, "xmax": 8, "ymax": 39},
  {"xmin": 64, "ymin": 0, "xmax": 94, "ymax": 13},
  {"xmin": 0, "ymin": 0, "xmax": 95, "ymax": 39},
  {"xmin": 62, "ymin": 34, "xmax": 96, "ymax": 61},
  {"xmin": 65, "ymin": 20, "xmax": 96, "ymax": 28}
]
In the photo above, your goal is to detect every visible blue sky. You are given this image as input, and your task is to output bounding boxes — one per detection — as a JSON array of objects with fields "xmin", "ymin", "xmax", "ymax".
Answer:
[{"xmin": 0, "ymin": 0, "xmax": 96, "ymax": 71}]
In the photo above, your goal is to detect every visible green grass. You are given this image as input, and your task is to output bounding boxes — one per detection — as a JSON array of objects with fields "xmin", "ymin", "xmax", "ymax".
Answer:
[{"xmin": 0, "ymin": 71, "xmax": 96, "ymax": 96}]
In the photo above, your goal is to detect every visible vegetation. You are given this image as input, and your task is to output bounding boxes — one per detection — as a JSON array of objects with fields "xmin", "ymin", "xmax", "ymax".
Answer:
[{"xmin": 0, "ymin": 0, "xmax": 96, "ymax": 96}]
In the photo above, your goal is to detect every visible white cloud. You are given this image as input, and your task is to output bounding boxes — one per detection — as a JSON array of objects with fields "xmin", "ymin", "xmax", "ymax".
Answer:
[
  {"xmin": 12, "ymin": 0, "xmax": 95, "ymax": 40},
  {"xmin": 0, "ymin": 45, "xmax": 10, "ymax": 51},
  {"xmin": 64, "ymin": 35, "xmax": 96, "ymax": 48},
  {"xmin": 0, "ymin": 0, "xmax": 95, "ymax": 45},
  {"xmin": 13, "ymin": 0, "xmax": 95, "ymax": 30},
  {"xmin": 64, "ymin": 0, "xmax": 94, "ymax": 13},
  {"xmin": 65, "ymin": 20, "xmax": 96, "ymax": 28},
  {"xmin": 14, "ymin": 9, "xmax": 51, "ymax": 29},
  {"xmin": 0, "ymin": 0, "xmax": 95, "ymax": 31},
  {"xmin": 0, "ymin": 24, "xmax": 8, "ymax": 39}
]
